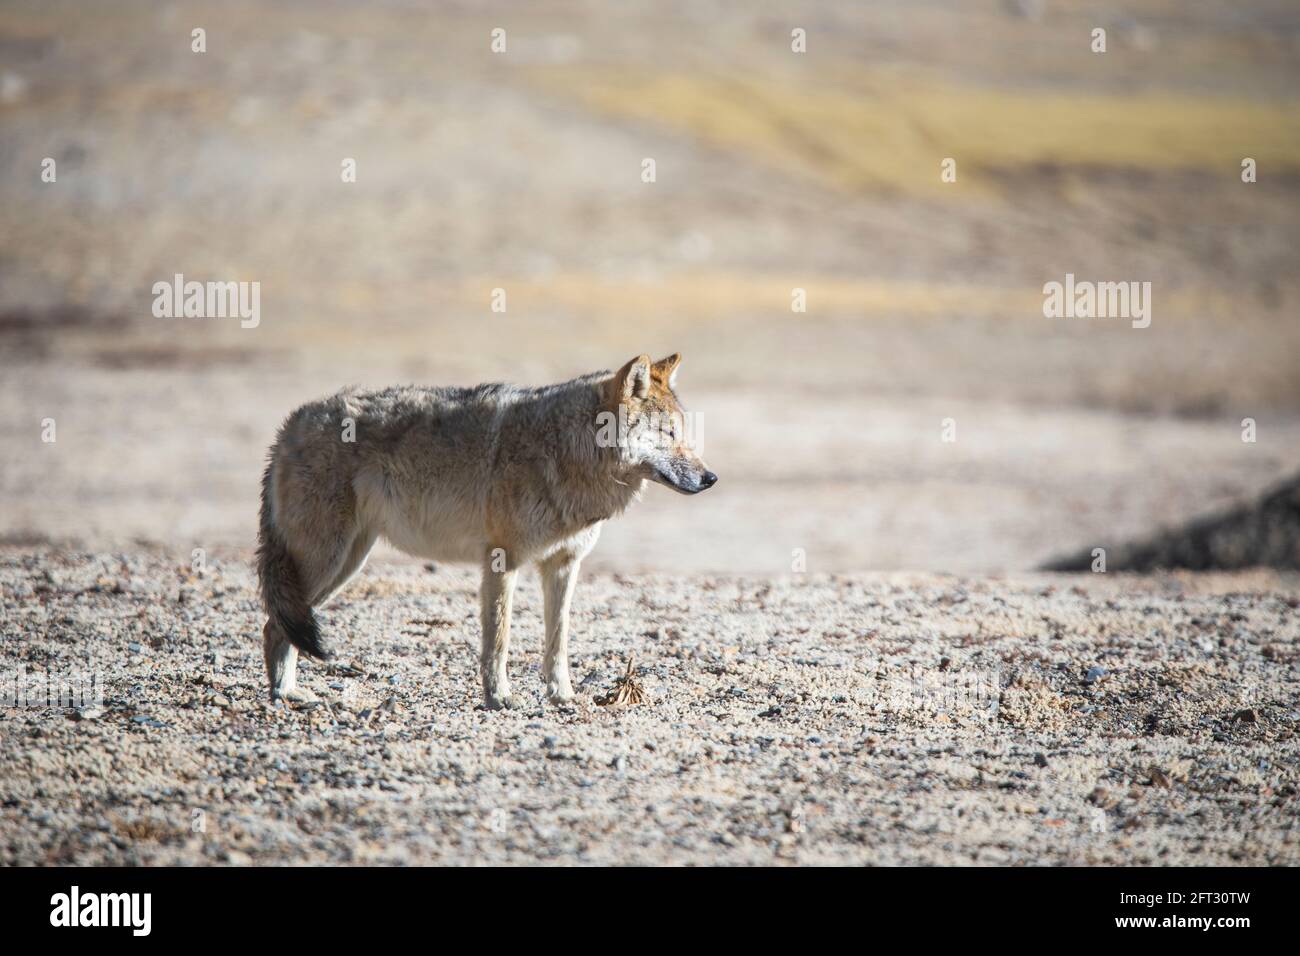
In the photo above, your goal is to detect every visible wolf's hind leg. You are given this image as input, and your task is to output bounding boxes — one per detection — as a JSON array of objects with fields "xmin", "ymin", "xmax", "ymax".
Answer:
[
  {"xmin": 539, "ymin": 552, "xmax": 580, "ymax": 705},
  {"xmin": 309, "ymin": 529, "xmax": 377, "ymax": 606},
  {"xmin": 266, "ymin": 529, "xmax": 374, "ymax": 702},
  {"xmin": 261, "ymin": 522, "xmax": 366, "ymax": 702},
  {"xmin": 479, "ymin": 561, "xmax": 520, "ymax": 710}
]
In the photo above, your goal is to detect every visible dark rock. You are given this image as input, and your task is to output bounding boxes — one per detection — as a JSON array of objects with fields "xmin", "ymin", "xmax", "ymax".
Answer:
[{"xmin": 1041, "ymin": 471, "xmax": 1300, "ymax": 571}]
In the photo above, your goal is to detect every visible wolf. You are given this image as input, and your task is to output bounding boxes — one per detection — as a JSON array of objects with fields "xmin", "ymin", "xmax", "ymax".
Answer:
[{"xmin": 256, "ymin": 353, "xmax": 716, "ymax": 709}]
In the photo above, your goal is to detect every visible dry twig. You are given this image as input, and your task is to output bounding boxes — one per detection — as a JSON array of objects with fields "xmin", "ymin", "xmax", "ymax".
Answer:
[{"xmin": 595, "ymin": 657, "xmax": 645, "ymax": 707}]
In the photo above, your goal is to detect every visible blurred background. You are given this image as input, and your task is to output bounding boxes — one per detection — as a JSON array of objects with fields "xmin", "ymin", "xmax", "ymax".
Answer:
[{"xmin": 2, "ymin": 0, "xmax": 1298, "ymax": 574}]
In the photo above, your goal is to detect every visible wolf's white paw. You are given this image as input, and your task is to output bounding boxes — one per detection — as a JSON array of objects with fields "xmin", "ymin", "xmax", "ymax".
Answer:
[
  {"xmin": 484, "ymin": 691, "xmax": 525, "ymax": 711},
  {"xmin": 272, "ymin": 685, "xmax": 319, "ymax": 704},
  {"xmin": 545, "ymin": 682, "xmax": 576, "ymax": 707}
]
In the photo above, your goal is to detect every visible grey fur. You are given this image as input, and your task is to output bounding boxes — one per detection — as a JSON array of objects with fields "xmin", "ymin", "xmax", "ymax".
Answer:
[{"xmin": 256, "ymin": 356, "xmax": 715, "ymax": 708}]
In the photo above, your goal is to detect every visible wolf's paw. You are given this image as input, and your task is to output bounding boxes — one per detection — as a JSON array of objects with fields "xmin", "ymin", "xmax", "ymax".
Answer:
[
  {"xmin": 272, "ymin": 685, "xmax": 319, "ymax": 704},
  {"xmin": 483, "ymin": 691, "xmax": 525, "ymax": 711},
  {"xmin": 545, "ymin": 667, "xmax": 575, "ymax": 704},
  {"xmin": 545, "ymin": 683, "xmax": 576, "ymax": 707}
]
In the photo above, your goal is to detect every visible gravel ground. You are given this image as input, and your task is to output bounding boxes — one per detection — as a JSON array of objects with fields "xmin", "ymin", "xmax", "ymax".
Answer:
[
  {"xmin": 2, "ymin": 549, "xmax": 1298, "ymax": 866},
  {"xmin": 5, "ymin": 0, "xmax": 1300, "ymax": 580}
]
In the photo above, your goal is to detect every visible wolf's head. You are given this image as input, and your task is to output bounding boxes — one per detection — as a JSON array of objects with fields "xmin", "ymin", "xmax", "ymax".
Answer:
[{"xmin": 604, "ymin": 353, "xmax": 717, "ymax": 495}]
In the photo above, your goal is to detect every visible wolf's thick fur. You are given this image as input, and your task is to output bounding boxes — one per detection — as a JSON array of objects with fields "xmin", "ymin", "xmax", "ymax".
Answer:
[{"xmin": 256, "ymin": 354, "xmax": 715, "ymax": 708}]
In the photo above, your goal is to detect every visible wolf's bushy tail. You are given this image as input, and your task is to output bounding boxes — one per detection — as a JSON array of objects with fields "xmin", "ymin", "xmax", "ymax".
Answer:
[{"xmin": 257, "ymin": 461, "xmax": 330, "ymax": 659}]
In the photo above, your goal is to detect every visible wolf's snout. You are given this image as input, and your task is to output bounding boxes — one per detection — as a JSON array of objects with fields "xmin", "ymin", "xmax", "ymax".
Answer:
[{"xmin": 699, "ymin": 470, "xmax": 718, "ymax": 490}]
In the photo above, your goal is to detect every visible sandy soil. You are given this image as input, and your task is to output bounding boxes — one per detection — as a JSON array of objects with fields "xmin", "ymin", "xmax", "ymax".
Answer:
[{"xmin": 2, "ymin": 549, "xmax": 1297, "ymax": 865}]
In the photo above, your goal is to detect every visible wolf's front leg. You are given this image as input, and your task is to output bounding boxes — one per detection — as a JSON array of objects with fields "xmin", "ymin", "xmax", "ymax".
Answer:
[
  {"xmin": 479, "ymin": 562, "xmax": 520, "ymax": 709},
  {"xmin": 540, "ymin": 552, "xmax": 580, "ymax": 705}
]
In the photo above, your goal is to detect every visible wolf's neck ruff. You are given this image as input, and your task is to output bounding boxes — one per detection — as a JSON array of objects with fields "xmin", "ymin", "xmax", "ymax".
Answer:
[{"xmin": 542, "ymin": 376, "xmax": 646, "ymax": 528}]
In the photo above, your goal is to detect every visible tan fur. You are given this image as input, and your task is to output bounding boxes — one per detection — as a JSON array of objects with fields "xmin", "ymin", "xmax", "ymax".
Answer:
[{"xmin": 256, "ymin": 355, "xmax": 715, "ymax": 709}]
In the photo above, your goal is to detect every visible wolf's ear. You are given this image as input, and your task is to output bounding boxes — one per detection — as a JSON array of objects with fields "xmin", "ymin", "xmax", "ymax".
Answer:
[
  {"xmin": 617, "ymin": 355, "xmax": 653, "ymax": 401},
  {"xmin": 652, "ymin": 353, "xmax": 682, "ymax": 389}
]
